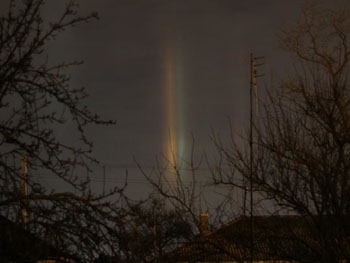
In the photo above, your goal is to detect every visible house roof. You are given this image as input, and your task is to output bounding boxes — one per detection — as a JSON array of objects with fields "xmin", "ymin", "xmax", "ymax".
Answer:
[
  {"xmin": 0, "ymin": 215, "xmax": 71, "ymax": 263},
  {"xmin": 160, "ymin": 215, "xmax": 350, "ymax": 262}
]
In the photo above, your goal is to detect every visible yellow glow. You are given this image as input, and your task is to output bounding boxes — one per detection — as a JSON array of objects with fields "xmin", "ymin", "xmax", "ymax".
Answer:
[{"xmin": 163, "ymin": 40, "xmax": 177, "ymax": 166}]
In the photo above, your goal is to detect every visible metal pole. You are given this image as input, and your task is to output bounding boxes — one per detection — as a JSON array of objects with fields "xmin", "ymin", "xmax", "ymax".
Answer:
[{"xmin": 249, "ymin": 53, "xmax": 254, "ymax": 263}]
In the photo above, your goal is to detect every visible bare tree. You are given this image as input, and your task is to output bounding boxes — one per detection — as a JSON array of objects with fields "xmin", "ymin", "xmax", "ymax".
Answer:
[
  {"xmin": 0, "ymin": 1, "xmax": 126, "ymax": 262},
  {"xmin": 111, "ymin": 196, "xmax": 193, "ymax": 263},
  {"xmin": 137, "ymin": 149, "xmax": 204, "ymax": 239},
  {"xmin": 137, "ymin": 138, "xmax": 241, "ymax": 244},
  {"xmin": 212, "ymin": 3, "xmax": 350, "ymax": 263}
]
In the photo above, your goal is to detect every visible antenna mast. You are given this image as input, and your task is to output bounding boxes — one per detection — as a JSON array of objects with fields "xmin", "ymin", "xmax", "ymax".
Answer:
[{"xmin": 249, "ymin": 52, "xmax": 264, "ymax": 263}]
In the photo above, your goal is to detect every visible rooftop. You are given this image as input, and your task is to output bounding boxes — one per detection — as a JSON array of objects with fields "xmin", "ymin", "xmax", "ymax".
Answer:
[{"xmin": 160, "ymin": 215, "xmax": 350, "ymax": 262}]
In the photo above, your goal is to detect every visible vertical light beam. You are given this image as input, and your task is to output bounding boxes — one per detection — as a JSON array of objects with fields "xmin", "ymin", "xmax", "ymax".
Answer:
[
  {"xmin": 163, "ymin": 32, "xmax": 185, "ymax": 168},
  {"xmin": 164, "ymin": 42, "xmax": 177, "ymax": 165}
]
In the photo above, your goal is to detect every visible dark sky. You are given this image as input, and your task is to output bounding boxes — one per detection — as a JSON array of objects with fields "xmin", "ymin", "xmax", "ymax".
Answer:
[
  {"xmin": 64, "ymin": 0, "xmax": 299, "ymax": 167},
  {"xmin": 5, "ymin": 0, "xmax": 347, "ymax": 196},
  {"xmin": 46, "ymin": 0, "xmax": 348, "ymax": 193}
]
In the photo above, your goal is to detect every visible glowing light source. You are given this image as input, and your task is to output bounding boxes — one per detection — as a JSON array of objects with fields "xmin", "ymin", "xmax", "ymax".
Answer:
[{"xmin": 163, "ymin": 34, "xmax": 185, "ymax": 167}]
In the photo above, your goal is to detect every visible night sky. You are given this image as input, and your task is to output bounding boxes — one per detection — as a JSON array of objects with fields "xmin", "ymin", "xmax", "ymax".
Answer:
[
  {"xmin": 68, "ymin": 0, "xmax": 298, "ymax": 168},
  {"xmin": 3, "ymin": 0, "xmax": 347, "ymax": 196}
]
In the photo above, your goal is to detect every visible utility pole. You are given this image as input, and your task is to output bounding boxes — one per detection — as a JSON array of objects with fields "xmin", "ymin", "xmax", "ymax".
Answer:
[
  {"xmin": 21, "ymin": 155, "xmax": 28, "ymax": 225},
  {"xmin": 249, "ymin": 52, "xmax": 264, "ymax": 263}
]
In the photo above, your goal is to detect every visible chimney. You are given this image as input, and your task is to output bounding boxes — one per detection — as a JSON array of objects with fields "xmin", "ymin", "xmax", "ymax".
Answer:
[{"xmin": 200, "ymin": 213, "xmax": 210, "ymax": 236}]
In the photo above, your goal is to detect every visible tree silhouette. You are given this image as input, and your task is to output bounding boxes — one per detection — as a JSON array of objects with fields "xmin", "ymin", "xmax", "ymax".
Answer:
[
  {"xmin": 212, "ymin": 3, "xmax": 350, "ymax": 263},
  {"xmin": 0, "ymin": 1, "xmax": 123, "ymax": 262}
]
